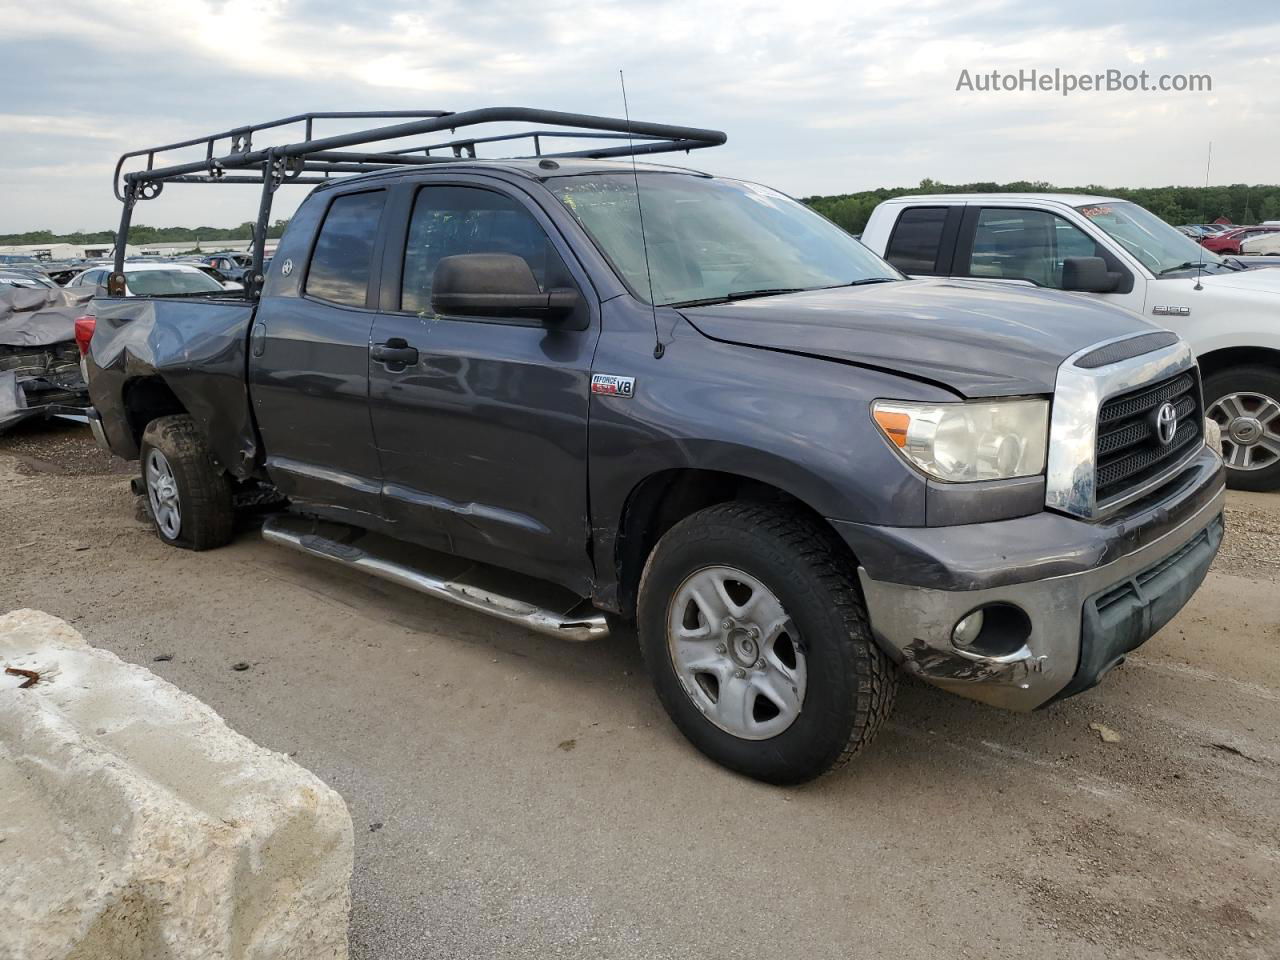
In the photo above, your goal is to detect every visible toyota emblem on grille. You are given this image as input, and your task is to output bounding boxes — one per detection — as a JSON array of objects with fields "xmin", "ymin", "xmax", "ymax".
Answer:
[{"xmin": 1153, "ymin": 401, "xmax": 1179, "ymax": 445}]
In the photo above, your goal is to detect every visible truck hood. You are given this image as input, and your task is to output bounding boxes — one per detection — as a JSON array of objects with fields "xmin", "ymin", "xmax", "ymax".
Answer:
[
  {"xmin": 1196, "ymin": 264, "xmax": 1280, "ymax": 295},
  {"xmin": 677, "ymin": 279, "xmax": 1160, "ymax": 397}
]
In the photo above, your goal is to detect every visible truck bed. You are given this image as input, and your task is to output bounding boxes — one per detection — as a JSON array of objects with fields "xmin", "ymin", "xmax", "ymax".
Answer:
[{"xmin": 88, "ymin": 296, "xmax": 260, "ymax": 476}]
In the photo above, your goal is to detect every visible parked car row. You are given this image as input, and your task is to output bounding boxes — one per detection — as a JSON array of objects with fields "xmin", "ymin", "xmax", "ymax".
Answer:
[
  {"xmin": 0, "ymin": 250, "xmax": 263, "ymax": 289},
  {"xmin": 66, "ymin": 261, "xmax": 241, "ymax": 296},
  {"xmin": 1192, "ymin": 223, "xmax": 1280, "ymax": 255},
  {"xmin": 1176, "ymin": 223, "xmax": 1231, "ymax": 238}
]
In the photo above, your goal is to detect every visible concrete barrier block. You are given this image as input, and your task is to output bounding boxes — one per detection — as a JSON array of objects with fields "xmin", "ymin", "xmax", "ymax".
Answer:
[{"xmin": 0, "ymin": 609, "xmax": 353, "ymax": 960}]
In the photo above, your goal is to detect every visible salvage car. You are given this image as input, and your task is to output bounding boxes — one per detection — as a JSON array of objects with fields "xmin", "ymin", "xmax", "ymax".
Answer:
[
  {"xmin": 862, "ymin": 194, "xmax": 1280, "ymax": 489},
  {"xmin": 67, "ymin": 261, "xmax": 230, "ymax": 296},
  {"xmin": 1241, "ymin": 231, "xmax": 1280, "ymax": 256},
  {"xmin": 0, "ymin": 284, "xmax": 92, "ymax": 432},
  {"xmin": 84, "ymin": 109, "xmax": 1225, "ymax": 783},
  {"xmin": 1198, "ymin": 224, "xmax": 1280, "ymax": 255},
  {"xmin": 0, "ymin": 270, "xmax": 57, "ymax": 289},
  {"xmin": 201, "ymin": 253, "xmax": 253, "ymax": 283}
]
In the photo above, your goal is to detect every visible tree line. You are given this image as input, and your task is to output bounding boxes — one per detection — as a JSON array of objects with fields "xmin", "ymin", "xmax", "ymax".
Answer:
[
  {"xmin": 803, "ymin": 180, "xmax": 1280, "ymax": 235},
  {"xmin": 0, "ymin": 220, "xmax": 292, "ymax": 246},
  {"xmin": 6, "ymin": 181, "xmax": 1280, "ymax": 245}
]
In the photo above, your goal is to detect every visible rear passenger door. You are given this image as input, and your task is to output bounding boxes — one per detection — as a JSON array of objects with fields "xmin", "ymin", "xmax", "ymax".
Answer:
[
  {"xmin": 882, "ymin": 206, "xmax": 964, "ymax": 277},
  {"xmin": 366, "ymin": 179, "xmax": 599, "ymax": 594},
  {"xmin": 248, "ymin": 188, "xmax": 388, "ymax": 520}
]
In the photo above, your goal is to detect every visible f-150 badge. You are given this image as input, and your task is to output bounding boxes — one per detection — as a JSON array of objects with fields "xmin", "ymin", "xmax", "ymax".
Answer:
[{"xmin": 591, "ymin": 374, "xmax": 636, "ymax": 398}]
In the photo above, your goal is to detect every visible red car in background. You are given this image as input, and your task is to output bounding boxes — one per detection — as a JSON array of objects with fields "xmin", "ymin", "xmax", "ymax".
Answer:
[{"xmin": 1200, "ymin": 225, "xmax": 1280, "ymax": 254}]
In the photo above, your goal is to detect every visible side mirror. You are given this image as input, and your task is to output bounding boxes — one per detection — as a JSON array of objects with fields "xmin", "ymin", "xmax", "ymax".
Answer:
[
  {"xmin": 431, "ymin": 253, "xmax": 580, "ymax": 324},
  {"xmin": 1062, "ymin": 256, "xmax": 1118, "ymax": 293}
]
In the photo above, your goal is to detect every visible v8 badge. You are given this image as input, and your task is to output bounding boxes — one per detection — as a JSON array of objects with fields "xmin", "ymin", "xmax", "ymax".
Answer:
[{"xmin": 591, "ymin": 373, "xmax": 635, "ymax": 398}]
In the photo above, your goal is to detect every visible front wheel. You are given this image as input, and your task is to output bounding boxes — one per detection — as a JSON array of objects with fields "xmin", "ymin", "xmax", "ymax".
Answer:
[
  {"xmin": 138, "ymin": 415, "xmax": 234, "ymax": 550},
  {"xmin": 637, "ymin": 502, "xmax": 896, "ymax": 784},
  {"xmin": 1204, "ymin": 365, "xmax": 1280, "ymax": 491}
]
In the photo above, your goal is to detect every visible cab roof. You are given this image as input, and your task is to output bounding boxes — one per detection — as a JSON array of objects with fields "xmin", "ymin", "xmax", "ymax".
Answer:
[
  {"xmin": 316, "ymin": 156, "xmax": 714, "ymax": 191},
  {"xmin": 880, "ymin": 193, "xmax": 1126, "ymax": 208}
]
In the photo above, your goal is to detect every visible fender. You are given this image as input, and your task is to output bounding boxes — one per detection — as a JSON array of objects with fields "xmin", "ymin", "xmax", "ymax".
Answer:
[
  {"xmin": 585, "ymin": 304, "xmax": 954, "ymax": 610},
  {"xmin": 86, "ymin": 297, "xmax": 260, "ymax": 477}
]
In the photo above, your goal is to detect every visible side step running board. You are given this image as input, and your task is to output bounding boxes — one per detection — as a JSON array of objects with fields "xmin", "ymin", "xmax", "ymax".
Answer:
[{"xmin": 261, "ymin": 515, "xmax": 609, "ymax": 642}]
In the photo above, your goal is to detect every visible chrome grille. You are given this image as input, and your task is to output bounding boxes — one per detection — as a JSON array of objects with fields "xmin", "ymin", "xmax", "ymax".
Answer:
[{"xmin": 1095, "ymin": 370, "xmax": 1203, "ymax": 505}]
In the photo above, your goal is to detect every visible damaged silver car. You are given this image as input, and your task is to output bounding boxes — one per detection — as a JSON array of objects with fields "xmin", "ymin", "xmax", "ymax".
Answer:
[{"xmin": 0, "ymin": 284, "xmax": 94, "ymax": 433}]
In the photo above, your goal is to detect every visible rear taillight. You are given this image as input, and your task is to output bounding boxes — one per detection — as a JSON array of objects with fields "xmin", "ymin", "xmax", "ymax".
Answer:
[{"xmin": 74, "ymin": 315, "xmax": 96, "ymax": 355}]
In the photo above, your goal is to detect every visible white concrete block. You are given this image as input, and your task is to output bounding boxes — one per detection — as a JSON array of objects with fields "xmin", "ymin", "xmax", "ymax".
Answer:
[{"xmin": 0, "ymin": 609, "xmax": 353, "ymax": 960}]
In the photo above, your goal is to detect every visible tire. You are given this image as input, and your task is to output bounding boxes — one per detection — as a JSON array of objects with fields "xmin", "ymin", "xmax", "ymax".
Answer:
[
  {"xmin": 637, "ymin": 502, "xmax": 896, "ymax": 784},
  {"xmin": 138, "ymin": 415, "xmax": 234, "ymax": 550},
  {"xmin": 1203, "ymin": 365, "xmax": 1280, "ymax": 491}
]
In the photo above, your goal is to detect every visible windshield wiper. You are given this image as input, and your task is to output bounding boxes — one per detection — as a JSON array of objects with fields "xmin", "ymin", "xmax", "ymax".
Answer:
[
  {"xmin": 822, "ymin": 277, "xmax": 899, "ymax": 288},
  {"xmin": 1157, "ymin": 261, "xmax": 1210, "ymax": 277},
  {"xmin": 670, "ymin": 288, "xmax": 804, "ymax": 308}
]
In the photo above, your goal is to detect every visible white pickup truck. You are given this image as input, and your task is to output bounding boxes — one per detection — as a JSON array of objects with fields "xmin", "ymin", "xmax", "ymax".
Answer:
[{"xmin": 862, "ymin": 194, "xmax": 1280, "ymax": 489}]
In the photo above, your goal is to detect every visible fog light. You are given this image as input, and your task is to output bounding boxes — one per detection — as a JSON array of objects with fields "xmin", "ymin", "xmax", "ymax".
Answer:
[{"xmin": 952, "ymin": 610, "xmax": 985, "ymax": 648}]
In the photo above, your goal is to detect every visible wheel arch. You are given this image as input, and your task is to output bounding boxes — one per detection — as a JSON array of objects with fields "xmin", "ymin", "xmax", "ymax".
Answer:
[
  {"xmin": 1198, "ymin": 345, "xmax": 1280, "ymax": 381},
  {"xmin": 611, "ymin": 467, "xmax": 859, "ymax": 618},
  {"xmin": 123, "ymin": 376, "xmax": 188, "ymax": 447}
]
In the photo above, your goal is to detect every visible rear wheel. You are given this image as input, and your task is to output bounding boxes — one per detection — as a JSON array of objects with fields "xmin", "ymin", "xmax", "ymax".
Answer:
[
  {"xmin": 1204, "ymin": 366, "xmax": 1280, "ymax": 491},
  {"xmin": 139, "ymin": 415, "xmax": 234, "ymax": 550},
  {"xmin": 637, "ymin": 502, "xmax": 896, "ymax": 784}
]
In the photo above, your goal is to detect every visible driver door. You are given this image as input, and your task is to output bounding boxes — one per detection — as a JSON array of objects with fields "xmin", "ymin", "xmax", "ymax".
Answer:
[
  {"xmin": 956, "ymin": 206, "xmax": 1145, "ymax": 314},
  {"xmin": 367, "ymin": 180, "xmax": 600, "ymax": 594}
]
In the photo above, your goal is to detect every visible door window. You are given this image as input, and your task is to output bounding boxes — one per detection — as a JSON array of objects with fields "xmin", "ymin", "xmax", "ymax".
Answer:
[
  {"xmin": 305, "ymin": 190, "xmax": 387, "ymax": 307},
  {"xmin": 401, "ymin": 185, "xmax": 574, "ymax": 316},
  {"xmin": 967, "ymin": 208, "xmax": 1105, "ymax": 288},
  {"xmin": 884, "ymin": 207, "xmax": 948, "ymax": 274}
]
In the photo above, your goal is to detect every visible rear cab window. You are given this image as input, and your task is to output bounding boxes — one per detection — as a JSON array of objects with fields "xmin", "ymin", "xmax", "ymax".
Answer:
[
  {"xmin": 884, "ymin": 207, "xmax": 949, "ymax": 275},
  {"xmin": 305, "ymin": 190, "xmax": 387, "ymax": 307}
]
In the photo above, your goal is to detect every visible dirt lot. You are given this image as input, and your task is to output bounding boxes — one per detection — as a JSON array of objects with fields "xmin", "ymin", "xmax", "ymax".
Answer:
[{"xmin": 3, "ymin": 420, "xmax": 1278, "ymax": 960}]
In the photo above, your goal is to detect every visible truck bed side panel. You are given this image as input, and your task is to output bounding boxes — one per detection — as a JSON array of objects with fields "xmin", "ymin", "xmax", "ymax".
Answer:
[{"xmin": 87, "ymin": 297, "xmax": 258, "ymax": 476}]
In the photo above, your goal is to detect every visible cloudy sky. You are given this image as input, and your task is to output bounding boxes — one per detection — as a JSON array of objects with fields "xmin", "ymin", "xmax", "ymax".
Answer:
[{"xmin": 2, "ymin": 0, "xmax": 1278, "ymax": 233}]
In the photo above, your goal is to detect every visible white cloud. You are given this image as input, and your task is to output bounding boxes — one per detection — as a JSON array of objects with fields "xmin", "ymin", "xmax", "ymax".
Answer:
[{"xmin": 1, "ymin": 0, "xmax": 1278, "ymax": 232}]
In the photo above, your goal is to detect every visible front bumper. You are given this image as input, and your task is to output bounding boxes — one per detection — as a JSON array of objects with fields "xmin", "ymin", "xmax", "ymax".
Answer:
[{"xmin": 834, "ymin": 447, "xmax": 1226, "ymax": 711}]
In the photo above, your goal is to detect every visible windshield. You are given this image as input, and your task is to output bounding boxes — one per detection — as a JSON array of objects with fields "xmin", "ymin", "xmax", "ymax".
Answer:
[
  {"xmin": 125, "ymin": 269, "xmax": 225, "ymax": 296},
  {"xmin": 550, "ymin": 174, "xmax": 900, "ymax": 306},
  {"xmin": 1076, "ymin": 201, "xmax": 1226, "ymax": 275}
]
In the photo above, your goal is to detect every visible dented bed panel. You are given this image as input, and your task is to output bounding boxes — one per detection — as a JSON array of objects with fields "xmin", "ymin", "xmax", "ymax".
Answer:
[{"xmin": 86, "ymin": 297, "xmax": 259, "ymax": 476}]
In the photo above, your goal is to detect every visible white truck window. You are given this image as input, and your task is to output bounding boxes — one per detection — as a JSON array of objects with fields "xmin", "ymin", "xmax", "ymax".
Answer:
[
  {"xmin": 968, "ymin": 208, "xmax": 1102, "ymax": 288},
  {"xmin": 884, "ymin": 207, "xmax": 947, "ymax": 274}
]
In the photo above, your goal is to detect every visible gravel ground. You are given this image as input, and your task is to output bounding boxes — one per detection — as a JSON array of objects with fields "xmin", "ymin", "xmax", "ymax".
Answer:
[{"xmin": 2, "ymin": 422, "xmax": 1278, "ymax": 960}]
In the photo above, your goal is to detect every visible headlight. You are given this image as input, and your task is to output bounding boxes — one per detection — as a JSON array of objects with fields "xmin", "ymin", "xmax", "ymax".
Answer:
[{"xmin": 872, "ymin": 398, "xmax": 1049, "ymax": 482}]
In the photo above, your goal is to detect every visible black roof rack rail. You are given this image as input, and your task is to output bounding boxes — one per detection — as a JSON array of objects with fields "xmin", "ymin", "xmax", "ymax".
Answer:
[{"xmin": 109, "ymin": 107, "xmax": 726, "ymax": 295}]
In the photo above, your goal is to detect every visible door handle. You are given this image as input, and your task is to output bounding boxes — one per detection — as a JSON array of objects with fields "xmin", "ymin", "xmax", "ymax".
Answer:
[{"xmin": 371, "ymin": 338, "xmax": 419, "ymax": 366}]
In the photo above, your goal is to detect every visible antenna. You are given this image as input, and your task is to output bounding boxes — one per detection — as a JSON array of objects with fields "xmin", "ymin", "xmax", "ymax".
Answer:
[
  {"xmin": 1194, "ymin": 140, "xmax": 1211, "ymax": 290},
  {"xmin": 619, "ymin": 70, "xmax": 665, "ymax": 359}
]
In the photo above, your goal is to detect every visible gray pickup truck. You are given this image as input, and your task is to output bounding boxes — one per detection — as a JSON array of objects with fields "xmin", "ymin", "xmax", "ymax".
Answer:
[{"xmin": 84, "ymin": 109, "xmax": 1225, "ymax": 783}]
